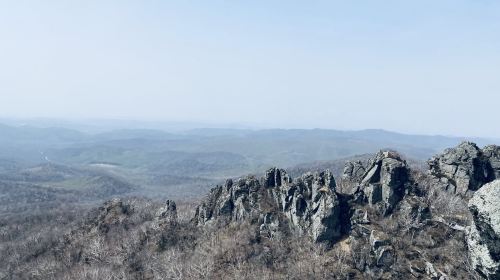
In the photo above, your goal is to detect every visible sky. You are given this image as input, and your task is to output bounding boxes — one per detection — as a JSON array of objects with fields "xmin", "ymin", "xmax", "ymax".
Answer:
[{"xmin": 0, "ymin": 1, "xmax": 499, "ymax": 137}]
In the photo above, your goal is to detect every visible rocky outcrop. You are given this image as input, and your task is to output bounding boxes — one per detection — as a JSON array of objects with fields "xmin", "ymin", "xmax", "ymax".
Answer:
[
  {"xmin": 399, "ymin": 197, "xmax": 431, "ymax": 225},
  {"xmin": 428, "ymin": 142, "xmax": 500, "ymax": 195},
  {"xmin": 342, "ymin": 160, "xmax": 366, "ymax": 183},
  {"xmin": 17, "ymin": 143, "xmax": 500, "ymax": 280},
  {"xmin": 467, "ymin": 180, "xmax": 500, "ymax": 279},
  {"xmin": 484, "ymin": 145, "xmax": 500, "ymax": 179},
  {"xmin": 189, "ymin": 144, "xmax": 498, "ymax": 278},
  {"xmin": 344, "ymin": 151, "xmax": 410, "ymax": 214},
  {"xmin": 275, "ymin": 169, "xmax": 341, "ymax": 243},
  {"xmin": 194, "ymin": 176, "xmax": 262, "ymax": 226},
  {"xmin": 265, "ymin": 167, "xmax": 291, "ymax": 188},
  {"xmin": 194, "ymin": 168, "xmax": 342, "ymax": 243},
  {"xmin": 152, "ymin": 200, "xmax": 177, "ymax": 230},
  {"xmin": 369, "ymin": 230, "xmax": 394, "ymax": 268},
  {"xmin": 94, "ymin": 198, "xmax": 132, "ymax": 233}
]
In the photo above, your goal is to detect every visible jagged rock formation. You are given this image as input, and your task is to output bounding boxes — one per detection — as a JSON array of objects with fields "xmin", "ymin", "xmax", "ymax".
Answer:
[
  {"xmin": 67, "ymin": 145, "xmax": 500, "ymax": 279},
  {"xmin": 195, "ymin": 151, "xmax": 412, "ymax": 245},
  {"xmin": 369, "ymin": 230, "xmax": 394, "ymax": 269},
  {"xmin": 343, "ymin": 151, "xmax": 410, "ymax": 214},
  {"xmin": 399, "ymin": 197, "xmax": 431, "ymax": 225},
  {"xmin": 152, "ymin": 200, "xmax": 177, "ymax": 230},
  {"xmin": 484, "ymin": 145, "xmax": 500, "ymax": 179},
  {"xmin": 8, "ymin": 143, "xmax": 500, "ymax": 279},
  {"xmin": 272, "ymin": 169, "xmax": 341, "ymax": 243},
  {"xmin": 194, "ymin": 177, "xmax": 262, "ymax": 225},
  {"xmin": 191, "ymin": 144, "xmax": 499, "ymax": 278},
  {"xmin": 467, "ymin": 180, "xmax": 500, "ymax": 279},
  {"xmin": 194, "ymin": 167, "xmax": 342, "ymax": 243},
  {"xmin": 363, "ymin": 151, "xmax": 410, "ymax": 213},
  {"xmin": 428, "ymin": 142, "xmax": 500, "ymax": 195},
  {"xmin": 72, "ymin": 198, "xmax": 179, "ymax": 244},
  {"xmin": 342, "ymin": 160, "xmax": 366, "ymax": 183},
  {"xmin": 94, "ymin": 198, "xmax": 132, "ymax": 232}
]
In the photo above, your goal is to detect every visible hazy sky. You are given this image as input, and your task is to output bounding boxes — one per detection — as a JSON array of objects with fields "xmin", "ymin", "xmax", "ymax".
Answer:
[{"xmin": 1, "ymin": 1, "xmax": 499, "ymax": 137}]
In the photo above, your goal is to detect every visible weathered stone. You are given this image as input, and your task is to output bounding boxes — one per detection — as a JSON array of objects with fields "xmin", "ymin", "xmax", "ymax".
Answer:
[
  {"xmin": 350, "ymin": 209, "xmax": 370, "ymax": 225},
  {"xmin": 366, "ymin": 230, "xmax": 395, "ymax": 269},
  {"xmin": 194, "ymin": 168, "xmax": 342, "ymax": 243},
  {"xmin": 410, "ymin": 259, "xmax": 427, "ymax": 275},
  {"xmin": 275, "ymin": 169, "xmax": 341, "ymax": 243},
  {"xmin": 399, "ymin": 197, "xmax": 431, "ymax": 225},
  {"xmin": 484, "ymin": 145, "xmax": 500, "ymax": 180},
  {"xmin": 357, "ymin": 151, "xmax": 410, "ymax": 213},
  {"xmin": 259, "ymin": 212, "xmax": 281, "ymax": 239},
  {"xmin": 428, "ymin": 142, "xmax": 499, "ymax": 195},
  {"xmin": 363, "ymin": 184, "xmax": 381, "ymax": 205},
  {"xmin": 265, "ymin": 167, "xmax": 291, "ymax": 188},
  {"xmin": 370, "ymin": 230, "xmax": 390, "ymax": 250},
  {"xmin": 376, "ymin": 246, "xmax": 394, "ymax": 268},
  {"xmin": 102, "ymin": 198, "xmax": 130, "ymax": 215},
  {"xmin": 343, "ymin": 160, "xmax": 366, "ymax": 182},
  {"xmin": 152, "ymin": 200, "xmax": 177, "ymax": 230},
  {"xmin": 425, "ymin": 262, "xmax": 440, "ymax": 279},
  {"xmin": 96, "ymin": 198, "xmax": 132, "ymax": 232},
  {"xmin": 467, "ymin": 180, "xmax": 500, "ymax": 279},
  {"xmin": 310, "ymin": 171, "xmax": 340, "ymax": 242}
]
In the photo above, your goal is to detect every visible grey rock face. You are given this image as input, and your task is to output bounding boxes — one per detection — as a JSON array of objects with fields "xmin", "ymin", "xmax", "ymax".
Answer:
[
  {"xmin": 152, "ymin": 200, "xmax": 177, "ymax": 230},
  {"xmin": 194, "ymin": 168, "xmax": 342, "ymax": 243},
  {"xmin": 428, "ymin": 142, "xmax": 499, "ymax": 195},
  {"xmin": 94, "ymin": 198, "xmax": 132, "ymax": 233},
  {"xmin": 350, "ymin": 209, "xmax": 370, "ymax": 226},
  {"xmin": 342, "ymin": 160, "xmax": 366, "ymax": 182},
  {"xmin": 259, "ymin": 212, "xmax": 281, "ymax": 239},
  {"xmin": 467, "ymin": 180, "xmax": 500, "ymax": 279},
  {"xmin": 484, "ymin": 145, "xmax": 500, "ymax": 180},
  {"xmin": 370, "ymin": 230, "xmax": 390, "ymax": 250},
  {"xmin": 270, "ymin": 169, "xmax": 341, "ymax": 242},
  {"xmin": 399, "ymin": 197, "xmax": 431, "ymax": 225},
  {"xmin": 409, "ymin": 260, "xmax": 447, "ymax": 279},
  {"xmin": 345, "ymin": 151, "xmax": 410, "ymax": 213},
  {"xmin": 194, "ymin": 177, "xmax": 261, "ymax": 226},
  {"xmin": 369, "ymin": 230, "xmax": 394, "ymax": 269},
  {"xmin": 307, "ymin": 171, "xmax": 341, "ymax": 242},
  {"xmin": 265, "ymin": 167, "xmax": 291, "ymax": 188}
]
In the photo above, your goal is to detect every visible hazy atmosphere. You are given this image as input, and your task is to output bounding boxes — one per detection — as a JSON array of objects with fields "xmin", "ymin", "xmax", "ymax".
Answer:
[
  {"xmin": 1, "ymin": 1, "xmax": 499, "ymax": 137},
  {"xmin": 3, "ymin": 1, "xmax": 500, "ymax": 279}
]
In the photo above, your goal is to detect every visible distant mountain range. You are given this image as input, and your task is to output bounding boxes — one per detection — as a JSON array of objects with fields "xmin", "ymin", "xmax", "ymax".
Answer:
[
  {"xmin": 0, "ymin": 122, "xmax": 497, "ymax": 164},
  {"xmin": 0, "ymin": 122, "xmax": 498, "ymax": 199}
]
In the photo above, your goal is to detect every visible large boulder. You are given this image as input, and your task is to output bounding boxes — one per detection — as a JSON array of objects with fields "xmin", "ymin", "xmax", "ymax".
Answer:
[
  {"xmin": 428, "ymin": 142, "xmax": 499, "ymax": 195},
  {"xmin": 284, "ymin": 170, "xmax": 341, "ymax": 243},
  {"xmin": 466, "ymin": 180, "xmax": 500, "ymax": 279},
  {"xmin": 369, "ymin": 230, "xmax": 394, "ymax": 269},
  {"xmin": 345, "ymin": 151, "xmax": 410, "ymax": 213}
]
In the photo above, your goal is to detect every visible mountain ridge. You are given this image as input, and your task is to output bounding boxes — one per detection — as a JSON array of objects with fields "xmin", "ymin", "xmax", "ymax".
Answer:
[{"xmin": 2, "ymin": 141, "xmax": 499, "ymax": 279}]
